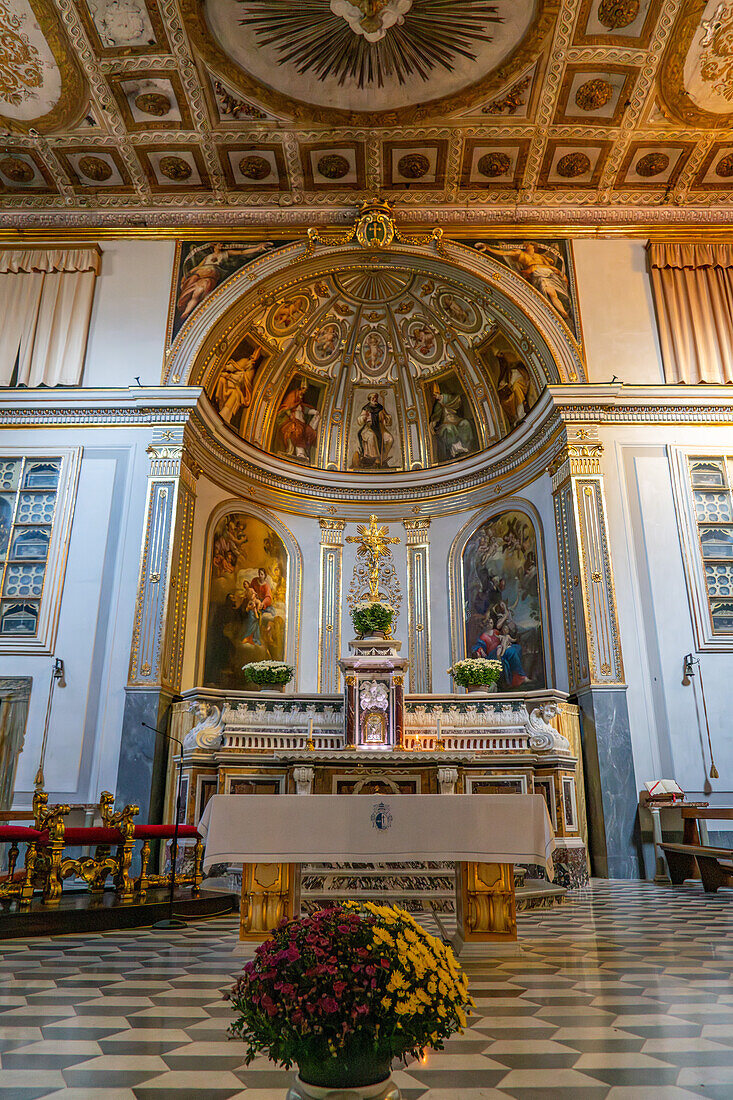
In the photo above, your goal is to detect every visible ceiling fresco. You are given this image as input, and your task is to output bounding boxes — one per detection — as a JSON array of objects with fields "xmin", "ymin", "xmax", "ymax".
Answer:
[
  {"xmin": 1, "ymin": 0, "xmax": 733, "ymax": 223},
  {"xmin": 195, "ymin": 261, "xmax": 550, "ymax": 474}
]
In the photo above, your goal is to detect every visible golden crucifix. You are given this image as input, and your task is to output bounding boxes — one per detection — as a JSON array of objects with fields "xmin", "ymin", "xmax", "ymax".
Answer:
[{"xmin": 346, "ymin": 515, "xmax": 400, "ymax": 601}]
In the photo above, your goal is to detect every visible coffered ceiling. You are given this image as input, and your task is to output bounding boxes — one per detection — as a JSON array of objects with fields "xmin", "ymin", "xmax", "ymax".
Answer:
[{"xmin": 2, "ymin": 0, "xmax": 733, "ymax": 227}]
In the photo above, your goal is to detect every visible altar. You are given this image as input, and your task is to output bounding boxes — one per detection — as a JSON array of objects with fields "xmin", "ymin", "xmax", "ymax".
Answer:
[
  {"xmin": 198, "ymin": 792, "xmax": 556, "ymax": 950},
  {"xmin": 169, "ymin": 515, "xmax": 590, "ymax": 931}
]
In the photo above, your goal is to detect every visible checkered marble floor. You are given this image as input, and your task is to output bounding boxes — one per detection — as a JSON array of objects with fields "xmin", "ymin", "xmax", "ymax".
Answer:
[{"xmin": 1, "ymin": 880, "xmax": 732, "ymax": 1099}]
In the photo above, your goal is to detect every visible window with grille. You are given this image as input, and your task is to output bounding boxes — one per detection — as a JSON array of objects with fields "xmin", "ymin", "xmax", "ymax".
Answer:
[
  {"xmin": 688, "ymin": 456, "xmax": 733, "ymax": 635},
  {"xmin": 0, "ymin": 457, "xmax": 62, "ymax": 637}
]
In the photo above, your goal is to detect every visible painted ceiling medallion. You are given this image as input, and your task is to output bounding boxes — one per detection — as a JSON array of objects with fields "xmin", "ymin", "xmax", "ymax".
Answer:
[
  {"xmin": 397, "ymin": 153, "xmax": 430, "ymax": 178},
  {"xmin": 597, "ymin": 0, "xmax": 640, "ymax": 29},
  {"xmin": 574, "ymin": 78, "xmax": 613, "ymax": 111},
  {"xmin": 134, "ymin": 91, "xmax": 171, "ymax": 115},
  {"xmin": 317, "ymin": 153, "xmax": 350, "ymax": 179},
  {"xmin": 159, "ymin": 155, "xmax": 192, "ymax": 180},
  {"xmin": 78, "ymin": 154, "xmax": 113, "ymax": 181},
  {"xmin": 330, "ymin": 0, "xmax": 413, "ymax": 44},
  {"xmin": 635, "ymin": 151, "xmax": 669, "ymax": 177},
  {"xmin": 715, "ymin": 151, "xmax": 733, "ymax": 177},
  {"xmin": 659, "ymin": 0, "xmax": 733, "ymax": 127},
  {"xmin": 0, "ymin": 155, "xmax": 33, "ymax": 181},
  {"xmin": 239, "ymin": 154, "xmax": 270, "ymax": 179},
  {"xmin": 0, "ymin": 0, "xmax": 86, "ymax": 133},
  {"xmin": 477, "ymin": 151, "xmax": 511, "ymax": 177},
  {"xmin": 556, "ymin": 151, "xmax": 591, "ymax": 177},
  {"xmin": 186, "ymin": 0, "xmax": 556, "ymax": 122}
]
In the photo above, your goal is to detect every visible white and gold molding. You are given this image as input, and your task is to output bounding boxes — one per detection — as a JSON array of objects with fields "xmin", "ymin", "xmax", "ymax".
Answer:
[
  {"xmin": 318, "ymin": 518, "xmax": 346, "ymax": 694},
  {"xmin": 550, "ymin": 436, "xmax": 624, "ymax": 692},
  {"xmin": 403, "ymin": 517, "xmax": 432, "ymax": 694},
  {"xmin": 128, "ymin": 427, "xmax": 199, "ymax": 691}
]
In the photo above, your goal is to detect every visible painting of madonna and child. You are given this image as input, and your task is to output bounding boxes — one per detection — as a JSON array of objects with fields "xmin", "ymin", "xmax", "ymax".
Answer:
[
  {"xmin": 462, "ymin": 510, "xmax": 547, "ymax": 691},
  {"xmin": 203, "ymin": 512, "xmax": 288, "ymax": 689}
]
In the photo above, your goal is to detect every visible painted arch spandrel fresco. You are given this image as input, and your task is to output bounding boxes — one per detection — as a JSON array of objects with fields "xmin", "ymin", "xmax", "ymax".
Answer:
[
  {"xmin": 462, "ymin": 510, "xmax": 546, "ymax": 691},
  {"xmin": 203, "ymin": 512, "xmax": 288, "ymax": 689}
]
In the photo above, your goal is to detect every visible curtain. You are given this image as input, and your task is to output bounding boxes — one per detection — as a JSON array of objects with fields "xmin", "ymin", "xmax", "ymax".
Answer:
[
  {"xmin": 647, "ymin": 242, "xmax": 733, "ymax": 384},
  {"xmin": 0, "ymin": 247, "xmax": 101, "ymax": 387}
]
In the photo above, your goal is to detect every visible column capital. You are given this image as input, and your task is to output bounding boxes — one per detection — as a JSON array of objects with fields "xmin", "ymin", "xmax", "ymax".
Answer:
[
  {"xmin": 319, "ymin": 516, "xmax": 346, "ymax": 543},
  {"xmin": 402, "ymin": 516, "xmax": 432, "ymax": 543},
  {"xmin": 548, "ymin": 433, "xmax": 603, "ymax": 491}
]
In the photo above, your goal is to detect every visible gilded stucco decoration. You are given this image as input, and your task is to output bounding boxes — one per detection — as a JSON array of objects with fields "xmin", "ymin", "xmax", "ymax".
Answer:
[
  {"xmin": 195, "ymin": 259, "xmax": 551, "ymax": 475},
  {"xmin": 0, "ymin": 0, "xmax": 86, "ymax": 133},
  {"xmin": 0, "ymin": 0, "xmax": 731, "ymax": 221}
]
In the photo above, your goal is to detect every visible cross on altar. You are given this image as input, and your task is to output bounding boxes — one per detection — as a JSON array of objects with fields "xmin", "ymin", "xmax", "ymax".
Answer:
[{"xmin": 346, "ymin": 515, "xmax": 400, "ymax": 601}]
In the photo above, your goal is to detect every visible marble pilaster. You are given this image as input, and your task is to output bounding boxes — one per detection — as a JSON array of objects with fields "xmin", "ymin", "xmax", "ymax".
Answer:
[{"xmin": 550, "ymin": 429, "xmax": 640, "ymax": 878}]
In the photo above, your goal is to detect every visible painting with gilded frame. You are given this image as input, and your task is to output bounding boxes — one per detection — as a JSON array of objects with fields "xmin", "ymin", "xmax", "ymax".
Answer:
[
  {"xmin": 167, "ymin": 239, "xmax": 295, "ymax": 344},
  {"xmin": 460, "ymin": 509, "xmax": 547, "ymax": 691},
  {"xmin": 203, "ymin": 511, "xmax": 288, "ymax": 689},
  {"xmin": 459, "ymin": 237, "xmax": 581, "ymax": 343}
]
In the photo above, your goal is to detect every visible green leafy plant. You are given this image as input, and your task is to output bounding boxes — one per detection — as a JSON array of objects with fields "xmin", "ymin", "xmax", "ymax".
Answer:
[
  {"xmin": 351, "ymin": 599, "xmax": 395, "ymax": 637},
  {"xmin": 447, "ymin": 657, "xmax": 502, "ymax": 687},
  {"xmin": 226, "ymin": 903, "xmax": 473, "ymax": 1088},
  {"xmin": 242, "ymin": 660, "xmax": 294, "ymax": 686}
]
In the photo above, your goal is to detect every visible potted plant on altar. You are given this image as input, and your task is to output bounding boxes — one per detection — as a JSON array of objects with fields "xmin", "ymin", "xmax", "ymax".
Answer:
[
  {"xmin": 242, "ymin": 660, "xmax": 294, "ymax": 692},
  {"xmin": 226, "ymin": 903, "xmax": 473, "ymax": 1100},
  {"xmin": 351, "ymin": 599, "xmax": 395, "ymax": 639},
  {"xmin": 448, "ymin": 657, "xmax": 502, "ymax": 693}
]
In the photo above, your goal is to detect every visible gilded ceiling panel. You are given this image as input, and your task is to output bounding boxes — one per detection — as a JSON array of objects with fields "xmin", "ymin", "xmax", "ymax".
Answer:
[{"xmin": 1, "ymin": 0, "xmax": 733, "ymax": 222}]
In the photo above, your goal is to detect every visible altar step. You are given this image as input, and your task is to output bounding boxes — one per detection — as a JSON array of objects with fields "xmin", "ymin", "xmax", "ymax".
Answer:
[{"xmin": 299, "ymin": 862, "xmax": 566, "ymax": 918}]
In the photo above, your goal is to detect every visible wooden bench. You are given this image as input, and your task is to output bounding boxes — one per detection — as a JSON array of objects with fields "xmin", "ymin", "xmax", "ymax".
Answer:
[
  {"xmin": 681, "ymin": 806, "xmax": 733, "ymax": 845},
  {"xmin": 660, "ymin": 842, "xmax": 733, "ymax": 893}
]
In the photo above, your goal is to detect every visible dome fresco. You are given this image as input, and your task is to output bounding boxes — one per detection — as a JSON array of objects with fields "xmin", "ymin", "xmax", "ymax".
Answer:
[{"xmin": 203, "ymin": 262, "xmax": 544, "ymax": 474}]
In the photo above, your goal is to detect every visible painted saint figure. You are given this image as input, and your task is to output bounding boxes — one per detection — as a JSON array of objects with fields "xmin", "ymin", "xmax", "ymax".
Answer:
[
  {"xmin": 477, "ymin": 241, "xmax": 571, "ymax": 323},
  {"xmin": 212, "ymin": 347, "xmax": 262, "ymax": 428},
  {"xmin": 429, "ymin": 382, "xmax": 475, "ymax": 461},
  {"xmin": 353, "ymin": 392, "xmax": 394, "ymax": 469},
  {"xmin": 410, "ymin": 322, "xmax": 436, "ymax": 357},
  {"xmin": 275, "ymin": 378, "xmax": 320, "ymax": 462},
  {"xmin": 495, "ymin": 352, "xmax": 531, "ymax": 426},
  {"xmin": 176, "ymin": 242, "xmax": 274, "ymax": 324}
]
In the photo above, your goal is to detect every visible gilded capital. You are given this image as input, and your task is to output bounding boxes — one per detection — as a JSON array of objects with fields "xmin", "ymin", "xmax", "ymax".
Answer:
[{"xmin": 548, "ymin": 441, "xmax": 603, "ymax": 492}]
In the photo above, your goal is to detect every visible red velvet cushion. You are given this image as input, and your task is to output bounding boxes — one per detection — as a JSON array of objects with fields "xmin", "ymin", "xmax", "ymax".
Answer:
[
  {"xmin": 133, "ymin": 824, "xmax": 201, "ymax": 840},
  {"xmin": 57, "ymin": 827, "xmax": 123, "ymax": 845},
  {"xmin": 0, "ymin": 826, "xmax": 44, "ymax": 842}
]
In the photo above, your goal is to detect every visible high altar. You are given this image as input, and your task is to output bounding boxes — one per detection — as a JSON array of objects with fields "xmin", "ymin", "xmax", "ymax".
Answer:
[{"xmin": 171, "ymin": 515, "xmax": 590, "ymax": 940}]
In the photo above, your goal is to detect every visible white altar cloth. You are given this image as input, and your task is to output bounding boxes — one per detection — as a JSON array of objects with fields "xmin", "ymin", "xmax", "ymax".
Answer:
[{"xmin": 198, "ymin": 794, "xmax": 556, "ymax": 877}]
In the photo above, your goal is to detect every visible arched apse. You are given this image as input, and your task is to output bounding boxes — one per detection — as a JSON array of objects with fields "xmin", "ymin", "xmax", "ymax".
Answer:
[
  {"xmin": 448, "ymin": 500, "xmax": 554, "ymax": 692},
  {"xmin": 198, "ymin": 500, "xmax": 302, "ymax": 690},
  {"xmin": 165, "ymin": 241, "xmax": 585, "ymax": 483}
]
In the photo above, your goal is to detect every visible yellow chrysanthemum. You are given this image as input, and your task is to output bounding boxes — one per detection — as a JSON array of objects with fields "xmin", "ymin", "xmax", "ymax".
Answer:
[{"xmin": 381, "ymin": 996, "xmax": 392, "ymax": 1010}]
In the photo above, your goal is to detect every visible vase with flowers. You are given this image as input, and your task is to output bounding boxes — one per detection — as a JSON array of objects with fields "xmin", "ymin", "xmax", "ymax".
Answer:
[
  {"xmin": 447, "ymin": 657, "xmax": 502, "ymax": 692},
  {"xmin": 242, "ymin": 660, "xmax": 294, "ymax": 692},
  {"xmin": 351, "ymin": 599, "xmax": 395, "ymax": 639},
  {"xmin": 226, "ymin": 902, "xmax": 473, "ymax": 1099}
]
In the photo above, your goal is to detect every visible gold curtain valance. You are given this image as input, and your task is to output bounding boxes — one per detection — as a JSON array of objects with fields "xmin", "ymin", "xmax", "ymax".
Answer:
[
  {"xmin": 0, "ymin": 247, "xmax": 101, "ymax": 275},
  {"xmin": 647, "ymin": 242, "xmax": 733, "ymax": 270}
]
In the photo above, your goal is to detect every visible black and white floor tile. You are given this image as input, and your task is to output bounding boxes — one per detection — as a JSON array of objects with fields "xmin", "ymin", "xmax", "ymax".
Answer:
[{"xmin": 1, "ymin": 880, "xmax": 732, "ymax": 1099}]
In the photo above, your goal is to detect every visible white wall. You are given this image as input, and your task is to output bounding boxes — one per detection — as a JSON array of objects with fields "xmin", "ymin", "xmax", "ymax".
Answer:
[
  {"xmin": 573, "ymin": 240, "xmax": 664, "ymax": 385},
  {"xmin": 84, "ymin": 241, "xmax": 174, "ymax": 387},
  {"xmin": 7, "ymin": 430, "xmax": 152, "ymax": 806},
  {"xmin": 602, "ymin": 425, "xmax": 733, "ymax": 804}
]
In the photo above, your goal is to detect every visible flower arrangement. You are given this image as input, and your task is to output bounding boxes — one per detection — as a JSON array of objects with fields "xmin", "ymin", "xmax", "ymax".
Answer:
[
  {"xmin": 351, "ymin": 599, "xmax": 395, "ymax": 638},
  {"xmin": 242, "ymin": 660, "xmax": 294, "ymax": 687},
  {"xmin": 227, "ymin": 902, "xmax": 473, "ymax": 1089},
  {"xmin": 448, "ymin": 657, "xmax": 502, "ymax": 688}
]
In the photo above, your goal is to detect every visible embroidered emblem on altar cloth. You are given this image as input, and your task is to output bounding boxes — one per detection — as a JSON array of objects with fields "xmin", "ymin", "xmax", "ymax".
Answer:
[{"xmin": 371, "ymin": 801, "xmax": 393, "ymax": 831}]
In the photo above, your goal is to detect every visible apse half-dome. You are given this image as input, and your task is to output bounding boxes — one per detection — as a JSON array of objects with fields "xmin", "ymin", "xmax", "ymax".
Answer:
[{"xmin": 203, "ymin": 262, "xmax": 543, "ymax": 475}]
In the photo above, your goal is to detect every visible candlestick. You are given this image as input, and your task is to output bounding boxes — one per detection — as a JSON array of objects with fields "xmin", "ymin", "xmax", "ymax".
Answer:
[
  {"xmin": 436, "ymin": 715, "xmax": 444, "ymax": 751},
  {"xmin": 306, "ymin": 716, "xmax": 315, "ymax": 752}
]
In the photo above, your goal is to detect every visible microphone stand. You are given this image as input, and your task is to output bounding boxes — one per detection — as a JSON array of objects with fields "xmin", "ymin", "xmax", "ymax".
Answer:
[{"xmin": 141, "ymin": 722, "xmax": 186, "ymax": 930}]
